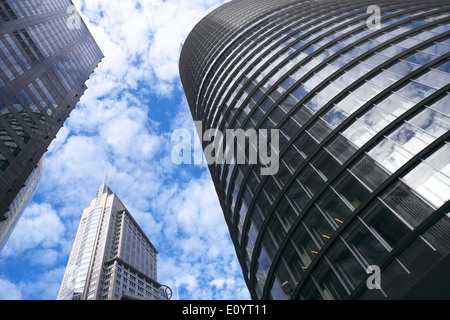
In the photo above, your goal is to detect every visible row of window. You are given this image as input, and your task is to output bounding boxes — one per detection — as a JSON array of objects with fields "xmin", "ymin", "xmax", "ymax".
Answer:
[
  {"xmin": 241, "ymin": 92, "xmax": 449, "ymax": 296},
  {"xmin": 118, "ymin": 213, "xmax": 157, "ymax": 280},
  {"xmin": 0, "ymin": 14, "xmax": 100, "ymax": 88},
  {"xmin": 222, "ymin": 18, "xmax": 449, "ymax": 209},
  {"xmin": 197, "ymin": 0, "xmax": 313, "ymax": 122},
  {"xmin": 184, "ymin": 0, "xmax": 300, "ymax": 103},
  {"xmin": 196, "ymin": 2, "xmax": 450, "ymax": 299},
  {"xmin": 202, "ymin": 1, "xmax": 332, "ymax": 130},
  {"xmin": 96, "ymin": 261, "xmax": 164, "ymax": 300},
  {"xmin": 0, "ymin": 13, "xmax": 102, "ymax": 170},
  {"xmin": 0, "ymin": 73, "xmax": 57, "ymax": 168},
  {"xmin": 59, "ymin": 206, "xmax": 105, "ymax": 299},
  {"xmin": 228, "ymin": 20, "xmax": 449, "ymax": 228},
  {"xmin": 213, "ymin": 10, "xmax": 374, "ymax": 191},
  {"xmin": 0, "ymin": 0, "xmax": 73, "ymax": 21}
]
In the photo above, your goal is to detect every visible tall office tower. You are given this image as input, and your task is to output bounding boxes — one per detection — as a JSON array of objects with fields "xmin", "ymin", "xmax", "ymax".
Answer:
[
  {"xmin": 180, "ymin": 0, "xmax": 450, "ymax": 300},
  {"xmin": 57, "ymin": 180, "xmax": 171, "ymax": 300},
  {"xmin": 0, "ymin": 0, "xmax": 103, "ymax": 246}
]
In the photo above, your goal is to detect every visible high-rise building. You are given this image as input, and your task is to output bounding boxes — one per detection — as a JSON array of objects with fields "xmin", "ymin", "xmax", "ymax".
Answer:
[
  {"xmin": 57, "ymin": 180, "xmax": 171, "ymax": 300},
  {"xmin": 0, "ymin": 0, "xmax": 103, "ymax": 244},
  {"xmin": 180, "ymin": 0, "xmax": 450, "ymax": 299}
]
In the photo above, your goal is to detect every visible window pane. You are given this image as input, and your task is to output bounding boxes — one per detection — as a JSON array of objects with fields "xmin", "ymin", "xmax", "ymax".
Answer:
[
  {"xmin": 368, "ymin": 137, "xmax": 412, "ymax": 174},
  {"xmin": 317, "ymin": 188, "xmax": 353, "ymax": 227},
  {"xmin": 267, "ymin": 214, "xmax": 286, "ymax": 246},
  {"xmin": 415, "ymin": 69, "xmax": 450, "ymax": 90},
  {"xmin": 408, "ymin": 108, "xmax": 450, "ymax": 139},
  {"xmin": 300, "ymin": 276, "xmax": 323, "ymax": 300},
  {"xmin": 326, "ymin": 238, "xmax": 366, "ymax": 292},
  {"xmin": 312, "ymin": 258, "xmax": 349, "ymax": 300},
  {"xmin": 286, "ymin": 180, "xmax": 311, "ymax": 213},
  {"xmin": 298, "ymin": 165, "xmax": 326, "ymax": 197},
  {"xmin": 402, "ymin": 160, "xmax": 450, "ymax": 209},
  {"xmin": 389, "ymin": 121, "xmax": 435, "ymax": 153},
  {"xmin": 311, "ymin": 149, "xmax": 340, "ymax": 180},
  {"xmin": 343, "ymin": 219, "xmax": 389, "ymax": 266},
  {"xmin": 292, "ymin": 225, "xmax": 319, "ymax": 270},
  {"xmin": 361, "ymin": 201, "xmax": 412, "ymax": 249},
  {"xmin": 281, "ymin": 240, "xmax": 303, "ymax": 282},
  {"xmin": 303, "ymin": 206, "xmax": 335, "ymax": 248},
  {"xmin": 0, "ymin": 151, "xmax": 10, "ymax": 171},
  {"xmin": 350, "ymin": 154, "xmax": 391, "ymax": 191},
  {"xmin": 275, "ymin": 196, "xmax": 298, "ymax": 231},
  {"xmin": 334, "ymin": 171, "xmax": 371, "ymax": 209},
  {"xmin": 359, "ymin": 106, "xmax": 396, "ymax": 132},
  {"xmin": 380, "ymin": 181, "xmax": 435, "ymax": 228}
]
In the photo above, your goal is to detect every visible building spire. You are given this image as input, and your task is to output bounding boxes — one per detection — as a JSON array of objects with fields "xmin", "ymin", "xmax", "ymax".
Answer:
[{"xmin": 104, "ymin": 173, "xmax": 108, "ymax": 187}]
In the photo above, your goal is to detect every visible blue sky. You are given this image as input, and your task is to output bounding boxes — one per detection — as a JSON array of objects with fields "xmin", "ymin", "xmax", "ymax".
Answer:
[{"xmin": 0, "ymin": 0, "xmax": 251, "ymax": 300}]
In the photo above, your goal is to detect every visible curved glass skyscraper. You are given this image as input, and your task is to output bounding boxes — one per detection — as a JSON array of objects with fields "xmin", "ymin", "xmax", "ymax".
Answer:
[{"xmin": 180, "ymin": 0, "xmax": 450, "ymax": 300}]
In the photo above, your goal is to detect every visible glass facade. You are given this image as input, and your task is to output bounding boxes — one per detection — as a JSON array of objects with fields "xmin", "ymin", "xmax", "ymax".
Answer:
[
  {"xmin": 0, "ymin": 0, "xmax": 103, "ymax": 238},
  {"xmin": 180, "ymin": 0, "xmax": 450, "ymax": 299},
  {"xmin": 0, "ymin": 152, "xmax": 45, "ymax": 251},
  {"xmin": 57, "ymin": 182, "xmax": 170, "ymax": 300}
]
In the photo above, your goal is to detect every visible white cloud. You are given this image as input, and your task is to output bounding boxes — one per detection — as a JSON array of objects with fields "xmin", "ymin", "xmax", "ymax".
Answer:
[
  {"xmin": 0, "ymin": 278, "xmax": 22, "ymax": 300},
  {"xmin": 21, "ymin": 267, "xmax": 66, "ymax": 300},
  {"xmin": 73, "ymin": 0, "xmax": 229, "ymax": 98},
  {"xmin": 2, "ymin": 203, "xmax": 65, "ymax": 257},
  {"xmin": 153, "ymin": 173, "xmax": 250, "ymax": 300}
]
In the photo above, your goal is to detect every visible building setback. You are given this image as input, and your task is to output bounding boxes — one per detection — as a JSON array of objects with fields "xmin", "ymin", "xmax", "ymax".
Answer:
[
  {"xmin": 0, "ymin": 0, "xmax": 103, "ymax": 248},
  {"xmin": 57, "ymin": 180, "xmax": 171, "ymax": 300},
  {"xmin": 179, "ymin": 0, "xmax": 450, "ymax": 299}
]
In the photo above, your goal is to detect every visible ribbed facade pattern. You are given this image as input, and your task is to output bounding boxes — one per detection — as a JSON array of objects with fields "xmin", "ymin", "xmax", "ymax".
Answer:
[{"xmin": 180, "ymin": 0, "xmax": 450, "ymax": 299}]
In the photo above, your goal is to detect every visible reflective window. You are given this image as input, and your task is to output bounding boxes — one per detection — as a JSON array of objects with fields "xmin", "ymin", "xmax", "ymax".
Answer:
[
  {"xmin": 10, "ymin": 96, "xmax": 38, "ymax": 133},
  {"xmin": 402, "ymin": 143, "xmax": 450, "ymax": 208},
  {"xmin": 350, "ymin": 154, "xmax": 390, "ymax": 191},
  {"xmin": 333, "ymin": 171, "xmax": 371, "ymax": 209},
  {"xmin": 0, "ymin": 104, "xmax": 30, "ymax": 144},
  {"xmin": 311, "ymin": 148, "xmax": 340, "ymax": 180},
  {"xmin": 408, "ymin": 108, "xmax": 450, "ymax": 139},
  {"xmin": 0, "ymin": 56, "xmax": 14, "ymax": 80},
  {"xmin": 0, "ymin": 151, "xmax": 9, "ymax": 171},
  {"xmin": 326, "ymin": 133, "xmax": 358, "ymax": 164},
  {"xmin": 376, "ymin": 92, "xmax": 416, "ymax": 117},
  {"xmin": 292, "ymin": 225, "xmax": 319, "ymax": 270},
  {"xmin": 300, "ymin": 276, "xmax": 323, "ymax": 300},
  {"xmin": 0, "ymin": 121, "xmax": 21, "ymax": 156},
  {"xmin": 317, "ymin": 188, "xmax": 353, "ymax": 227},
  {"xmin": 286, "ymin": 179, "xmax": 310, "ymax": 213},
  {"xmin": 312, "ymin": 258, "xmax": 348, "ymax": 300},
  {"xmin": 396, "ymin": 80, "xmax": 436, "ymax": 102},
  {"xmin": 368, "ymin": 137, "xmax": 412, "ymax": 174},
  {"xmin": 281, "ymin": 240, "xmax": 304, "ymax": 283},
  {"xmin": 380, "ymin": 181, "xmax": 434, "ymax": 228},
  {"xmin": 342, "ymin": 118, "xmax": 378, "ymax": 148},
  {"xmin": 283, "ymin": 145, "xmax": 305, "ymax": 173},
  {"xmin": 303, "ymin": 205, "xmax": 335, "ymax": 248},
  {"xmin": 415, "ymin": 69, "xmax": 450, "ymax": 90},
  {"xmin": 298, "ymin": 164, "xmax": 326, "ymax": 197},
  {"xmin": 307, "ymin": 118, "xmax": 333, "ymax": 143},
  {"xmin": 275, "ymin": 196, "xmax": 298, "ymax": 231},
  {"xmin": 343, "ymin": 219, "xmax": 389, "ymax": 266},
  {"xmin": 361, "ymin": 201, "xmax": 412, "ymax": 249},
  {"xmin": 326, "ymin": 238, "xmax": 366, "ymax": 294}
]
